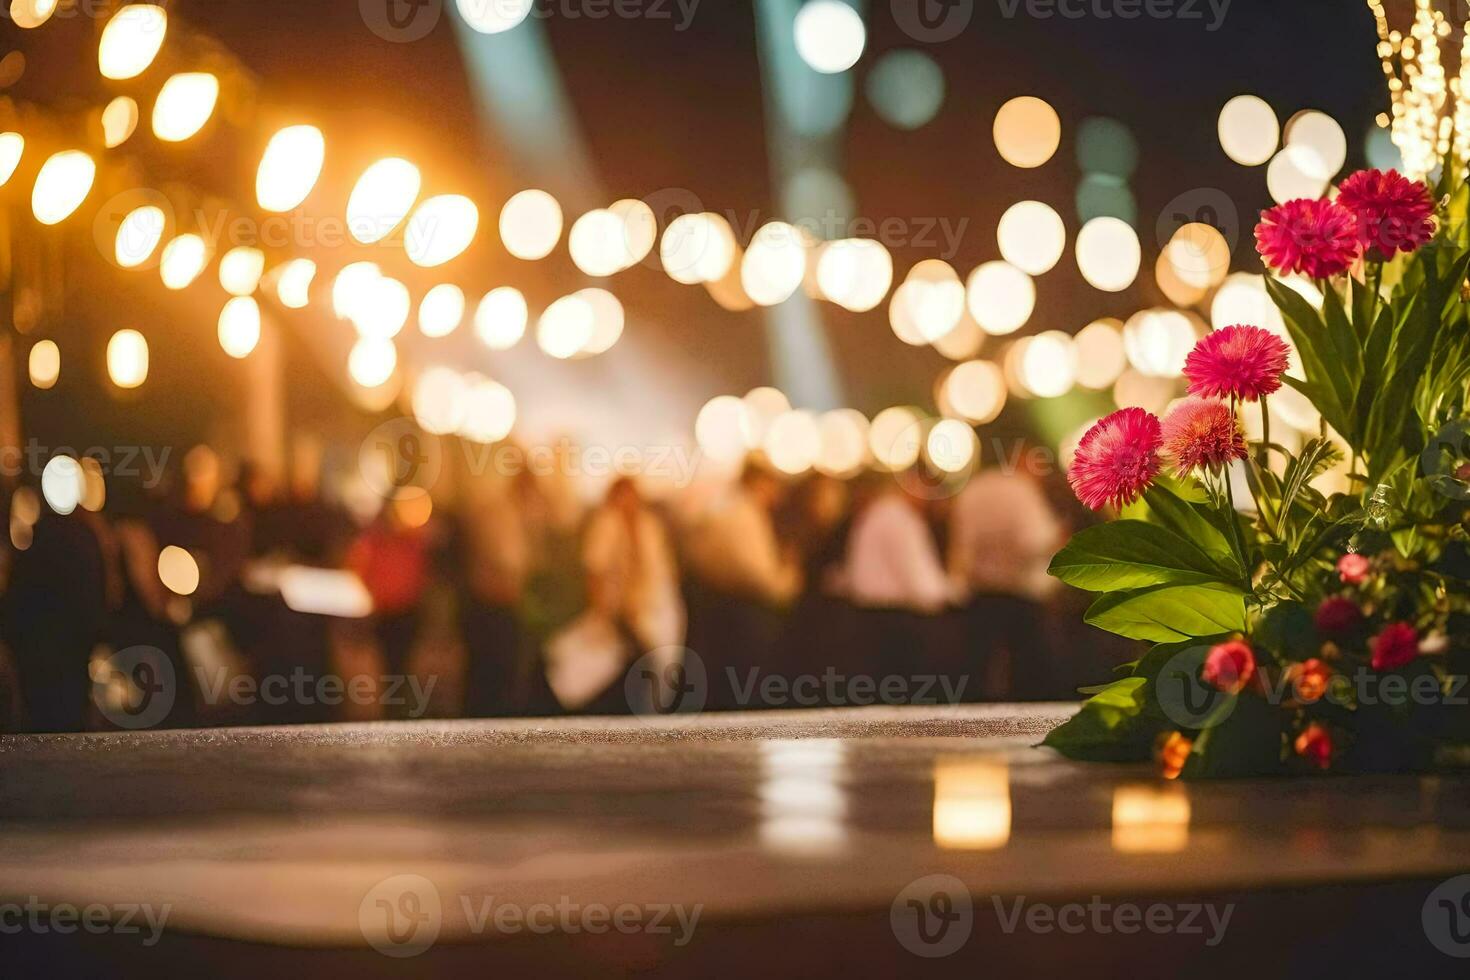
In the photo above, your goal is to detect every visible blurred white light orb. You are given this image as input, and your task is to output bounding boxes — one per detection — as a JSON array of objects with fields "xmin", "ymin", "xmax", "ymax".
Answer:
[
  {"xmin": 943, "ymin": 359, "xmax": 1006, "ymax": 424},
  {"xmin": 741, "ymin": 387, "xmax": 792, "ymax": 448},
  {"xmin": 115, "ymin": 205, "xmax": 166, "ymax": 268},
  {"xmin": 1266, "ymin": 144, "xmax": 1330, "ymax": 204},
  {"xmin": 101, "ymin": 96, "xmax": 139, "ymax": 148},
  {"xmin": 696, "ymin": 395, "xmax": 750, "ymax": 464},
  {"xmin": 418, "ymin": 283, "xmax": 465, "ymax": 338},
  {"xmin": 569, "ymin": 208, "xmax": 632, "ymax": 277},
  {"xmin": 159, "ymin": 234, "xmax": 207, "ymax": 290},
  {"xmin": 537, "ymin": 294, "xmax": 595, "ymax": 359},
  {"xmin": 256, "ymin": 125, "xmax": 324, "ymax": 212},
  {"xmin": 1163, "ymin": 222, "xmax": 1230, "ymax": 291},
  {"xmin": 965, "ymin": 261, "xmax": 1035, "ymax": 336},
  {"xmin": 662, "ymin": 212, "xmax": 736, "ymax": 284},
  {"xmin": 98, "ymin": 4, "xmax": 167, "ymax": 80},
  {"xmin": 0, "ymin": 132, "xmax": 23, "ymax": 186},
  {"xmin": 869, "ymin": 406, "xmax": 923, "ymax": 471},
  {"xmin": 763, "ymin": 410, "xmax": 822, "ymax": 475},
  {"xmin": 41, "ymin": 456, "xmax": 83, "ymax": 516},
  {"xmin": 500, "ymin": 189, "xmax": 563, "ymax": 260},
  {"xmin": 926, "ymin": 418, "xmax": 977, "ymax": 474},
  {"xmin": 816, "ymin": 238, "xmax": 892, "ymax": 312},
  {"xmin": 157, "ymin": 546, "xmax": 200, "ymax": 596},
  {"xmin": 31, "ymin": 150, "xmax": 95, "ymax": 225},
  {"xmin": 12, "ymin": 0, "xmax": 58, "ymax": 29},
  {"xmin": 741, "ymin": 222, "xmax": 809, "ymax": 306},
  {"xmin": 458, "ymin": 377, "xmax": 517, "ymax": 443},
  {"xmin": 1072, "ymin": 318, "xmax": 1127, "ymax": 389},
  {"xmin": 1283, "ymin": 110, "xmax": 1347, "ymax": 180},
  {"xmin": 891, "ymin": 260, "xmax": 965, "ymax": 344},
  {"xmin": 333, "ymin": 261, "xmax": 382, "ymax": 321},
  {"xmin": 274, "ymin": 258, "xmax": 316, "ymax": 309},
  {"xmin": 997, "ymin": 200, "xmax": 1065, "ymax": 275},
  {"xmin": 412, "ymin": 367, "xmax": 469, "ymax": 435},
  {"xmin": 793, "ymin": 0, "xmax": 866, "ymax": 74},
  {"xmin": 347, "ymin": 158, "xmax": 421, "ymax": 244},
  {"xmin": 29, "ymin": 340, "xmax": 59, "ymax": 390},
  {"xmin": 152, "ymin": 72, "xmax": 219, "ymax": 142},
  {"xmin": 218, "ymin": 246, "xmax": 265, "ymax": 297},
  {"xmin": 218, "ymin": 296, "xmax": 262, "ymax": 359},
  {"xmin": 932, "ymin": 315, "xmax": 985, "ymax": 361},
  {"xmin": 816, "ymin": 409, "xmax": 869, "ymax": 476},
  {"xmin": 1123, "ymin": 309, "xmax": 1196, "ymax": 378},
  {"xmin": 348, "ymin": 337, "xmax": 397, "ymax": 388},
  {"xmin": 352, "ymin": 276, "xmax": 411, "ymax": 340},
  {"xmin": 1075, "ymin": 216, "xmax": 1140, "ymax": 292},
  {"xmin": 610, "ymin": 198, "xmax": 657, "ymax": 266},
  {"xmin": 107, "ymin": 329, "xmax": 149, "ymax": 389},
  {"xmin": 456, "ymin": 0, "xmax": 532, "ymax": 33},
  {"xmin": 994, "ymin": 96, "xmax": 1060, "ymax": 169},
  {"xmin": 475, "ymin": 287, "xmax": 529, "ymax": 350},
  {"xmin": 576, "ymin": 287, "xmax": 625, "ymax": 356},
  {"xmin": 1217, "ymin": 95, "xmax": 1278, "ymax": 166},
  {"xmin": 1112, "ymin": 368, "xmax": 1177, "ymax": 415},
  {"xmin": 405, "ymin": 195, "xmax": 479, "ymax": 267},
  {"xmin": 1018, "ymin": 330, "xmax": 1077, "ymax": 398}
]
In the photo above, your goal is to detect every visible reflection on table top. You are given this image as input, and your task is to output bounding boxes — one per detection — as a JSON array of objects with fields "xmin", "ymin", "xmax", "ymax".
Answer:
[{"xmin": 1, "ymin": 704, "xmax": 1467, "ymax": 946}]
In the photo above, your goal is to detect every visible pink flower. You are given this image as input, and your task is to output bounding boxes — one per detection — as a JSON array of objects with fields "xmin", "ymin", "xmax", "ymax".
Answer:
[
  {"xmin": 1337, "ymin": 553, "xmax": 1370, "ymax": 584},
  {"xmin": 1371, "ymin": 622, "xmax": 1419, "ymax": 671},
  {"xmin": 1254, "ymin": 198, "xmax": 1360, "ymax": 278},
  {"xmin": 1314, "ymin": 597, "xmax": 1363, "ymax": 635},
  {"xmin": 1335, "ymin": 168, "xmax": 1436, "ymax": 260},
  {"xmin": 1295, "ymin": 722, "xmax": 1333, "ymax": 770},
  {"xmin": 1160, "ymin": 397, "xmax": 1247, "ymax": 475},
  {"xmin": 1067, "ymin": 407, "xmax": 1163, "ymax": 511},
  {"xmin": 1202, "ymin": 640, "xmax": 1256, "ymax": 695},
  {"xmin": 1182, "ymin": 325, "xmax": 1291, "ymax": 402}
]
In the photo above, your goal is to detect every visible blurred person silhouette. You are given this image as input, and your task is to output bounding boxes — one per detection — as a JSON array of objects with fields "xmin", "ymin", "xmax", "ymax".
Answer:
[
  {"xmin": 345, "ymin": 493, "xmax": 432, "ymax": 684},
  {"xmin": 151, "ymin": 446, "xmax": 252, "ymax": 614},
  {"xmin": 575, "ymin": 476, "xmax": 685, "ymax": 714},
  {"xmin": 842, "ymin": 468, "xmax": 957, "ymax": 691},
  {"xmin": 683, "ymin": 460, "xmax": 802, "ymax": 710},
  {"xmin": 774, "ymin": 473, "xmax": 856, "ymax": 704},
  {"xmin": 947, "ymin": 453, "xmax": 1065, "ymax": 700}
]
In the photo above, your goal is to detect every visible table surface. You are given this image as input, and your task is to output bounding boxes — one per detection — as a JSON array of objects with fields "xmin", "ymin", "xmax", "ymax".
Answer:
[{"xmin": 2, "ymin": 704, "xmax": 1469, "ymax": 949}]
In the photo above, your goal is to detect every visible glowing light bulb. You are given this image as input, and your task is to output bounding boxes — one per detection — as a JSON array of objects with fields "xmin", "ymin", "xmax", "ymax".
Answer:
[
  {"xmin": 218, "ymin": 296, "xmax": 262, "ymax": 358},
  {"xmin": 405, "ymin": 194, "xmax": 478, "ymax": 267},
  {"xmin": 256, "ymin": 125, "xmax": 325, "ymax": 212},
  {"xmin": 274, "ymin": 258, "xmax": 316, "ymax": 309},
  {"xmin": 474, "ymin": 287, "xmax": 529, "ymax": 350},
  {"xmin": 98, "ymin": 4, "xmax": 168, "ymax": 80},
  {"xmin": 31, "ymin": 150, "xmax": 95, "ymax": 225},
  {"xmin": 418, "ymin": 283, "xmax": 465, "ymax": 338},
  {"xmin": 347, "ymin": 157, "xmax": 421, "ymax": 244},
  {"xmin": 499, "ymin": 189, "xmax": 562, "ymax": 260},
  {"xmin": 159, "ymin": 234, "xmax": 207, "ymax": 289},
  {"xmin": 218, "ymin": 246, "xmax": 265, "ymax": 296},
  {"xmin": 107, "ymin": 329, "xmax": 149, "ymax": 389},
  {"xmin": 114, "ymin": 205, "xmax": 166, "ymax": 268},
  {"xmin": 152, "ymin": 72, "xmax": 219, "ymax": 142}
]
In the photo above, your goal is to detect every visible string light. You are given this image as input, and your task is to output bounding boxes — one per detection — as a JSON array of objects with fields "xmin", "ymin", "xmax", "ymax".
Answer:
[
  {"xmin": 256, "ymin": 125, "xmax": 325, "ymax": 212},
  {"xmin": 31, "ymin": 150, "xmax": 96, "ymax": 225},
  {"xmin": 152, "ymin": 73, "xmax": 220, "ymax": 142},
  {"xmin": 98, "ymin": 4, "xmax": 168, "ymax": 80}
]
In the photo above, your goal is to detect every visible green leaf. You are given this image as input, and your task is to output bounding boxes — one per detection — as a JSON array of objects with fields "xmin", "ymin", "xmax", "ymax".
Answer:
[
  {"xmin": 1267, "ymin": 276, "xmax": 1355, "ymax": 441},
  {"xmin": 1084, "ymin": 582, "xmax": 1247, "ymax": 643},
  {"xmin": 1040, "ymin": 676, "xmax": 1154, "ymax": 762},
  {"xmin": 1048, "ymin": 520, "xmax": 1231, "ymax": 592},
  {"xmin": 1140, "ymin": 482, "xmax": 1240, "ymax": 573},
  {"xmin": 1320, "ymin": 283, "xmax": 1364, "ymax": 392},
  {"xmin": 1275, "ymin": 437, "xmax": 1343, "ymax": 537}
]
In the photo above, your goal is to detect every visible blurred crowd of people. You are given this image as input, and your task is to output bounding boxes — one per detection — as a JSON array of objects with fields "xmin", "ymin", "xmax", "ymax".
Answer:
[{"xmin": 0, "ymin": 436, "xmax": 1124, "ymax": 732}]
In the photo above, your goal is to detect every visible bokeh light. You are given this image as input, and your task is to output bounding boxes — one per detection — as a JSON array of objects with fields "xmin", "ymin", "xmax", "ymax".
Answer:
[
  {"xmin": 741, "ymin": 222, "xmax": 809, "ymax": 306},
  {"xmin": 889, "ymin": 267, "xmax": 965, "ymax": 345},
  {"xmin": 661, "ymin": 212, "xmax": 736, "ymax": 284},
  {"xmin": 101, "ymin": 96, "xmax": 139, "ymax": 148},
  {"xmin": 927, "ymin": 418, "xmax": 977, "ymax": 474},
  {"xmin": 1075, "ymin": 216, "xmax": 1140, "ymax": 292},
  {"xmin": 218, "ymin": 296, "xmax": 262, "ymax": 358},
  {"xmin": 793, "ymin": 0, "xmax": 866, "ymax": 74},
  {"xmin": 815, "ymin": 238, "xmax": 892, "ymax": 312},
  {"xmin": 412, "ymin": 366, "xmax": 468, "ymax": 435},
  {"xmin": 274, "ymin": 258, "xmax": 316, "ymax": 309},
  {"xmin": 1217, "ymin": 95, "xmax": 1279, "ymax": 166},
  {"xmin": 997, "ymin": 200, "xmax": 1065, "ymax": 276},
  {"xmin": 1283, "ymin": 110, "xmax": 1347, "ymax": 180},
  {"xmin": 1072, "ymin": 318, "xmax": 1127, "ymax": 389},
  {"xmin": 98, "ymin": 4, "xmax": 167, "ymax": 80},
  {"xmin": 1017, "ymin": 330, "xmax": 1077, "ymax": 398},
  {"xmin": 0, "ymin": 133, "xmax": 23, "ymax": 186},
  {"xmin": 1123, "ymin": 309, "xmax": 1197, "ymax": 378},
  {"xmin": 332, "ymin": 261, "xmax": 381, "ymax": 320},
  {"xmin": 456, "ymin": 0, "xmax": 532, "ymax": 33},
  {"xmin": 869, "ymin": 406, "xmax": 923, "ymax": 471},
  {"xmin": 965, "ymin": 261, "xmax": 1035, "ymax": 336},
  {"xmin": 696, "ymin": 395, "xmax": 749, "ymax": 464},
  {"xmin": 418, "ymin": 283, "xmax": 465, "ymax": 338},
  {"xmin": 152, "ymin": 72, "xmax": 219, "ymax": 142},
  {"xmin": 159, "ymin": 234, "xmax": 207, "ymax": 289},
  {"xmin": 458, "ymin": 377, "xmax": 518, "ymax": 443},
  {"xmin": 218, "ymin": 246, "xmax": 265, "ymax": 296},
  {"xmin": 256, "ymin": 125, "xmax": 325, "ymax": 212},
  {"xmin": 351, "ymin": 276, "xmax": 411, "ymax": 339},
  {"xmin": 405, "ymin": 194, "xmax": 478, "ymax": 267},
  {"xmin": 475, "ymin": 286, "xmax": 529, "ymax": 350},
  {"xmin": 1266, "ymin": 144, "xmax": 1330, "ymax": 203},
  {"xmin": 114, "ymin": 205, "xmax": 166, "ymax": 269},
  {"xmin": 348, "ymin": 337, "xmax": 397, "ymax": 388},
  {"xmin": 11, "ymin": 0, "xmax": 58, "ymax": 29},
  {"xmin": 741, "ymin": 387, "xmax": 792, "ymax": 449},
  {"xmin": 107, "ymin": 329, "xmax": 149, "ymax": 389},
  {"xmin": 866, "ymin": 49, "xmax": 944, "ymax": 130},
  {"xmin": 569, "ymin": 207, "xmax": 632, "ymax": 277},
  {"xmin": 41, "ymin": 456, "xmax": 83, "ymax": 516},
  {"xmin": 157, "ymin": 546, "xmax": 200, "ymax": 596},
  {"xmin": 764, "ymin": 410, "xmax": 822, "ymax": 475},
  {"xmin": 347, "ymin": 157, "xmax": 421, "ymax": 245},
  {"xmin": 816, "ymin": 409, "xmax": 869, "ymax": 476},
  {"xmin": 31, "ymin": 150, "xmax": 95, "ymax": 225},
  {"xmin": 993, "ymin": 96, "xmax": 1060, "ymax": 169},
  {"xmin": 500, "ymin": 189, "xmax": 563, "ymax": 260},
  {"xmin": 943, "ymin": 359, "xmax": 1006, "ymax": 424},
  {"xmin": 28, "ymin": 340, "xmax": 59, "ymax": 390},
  {"xmin": 537, "ymin": 293, "xmax": 595, "ymax": 359},
  {"xmin": 576, "ymin": 287, "xmax": 625, "ymax": 356}
]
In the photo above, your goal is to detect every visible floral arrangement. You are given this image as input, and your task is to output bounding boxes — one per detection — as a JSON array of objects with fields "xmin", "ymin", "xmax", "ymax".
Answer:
[{"xmin": 1044, "ymin": 164, "xmax": 1470, "ymax": 777}]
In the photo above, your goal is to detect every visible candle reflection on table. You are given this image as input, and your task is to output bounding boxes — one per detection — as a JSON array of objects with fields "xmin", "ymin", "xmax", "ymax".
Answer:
[
  {"xmin": 758, "ymin": 739, "xmax": 849, "ymax": 856},
  {"xmin": 1111, "ymin": 784, "xmax": 1191, "ymax": 853},
  {"xmin": 931, "ymin": 757, "xmax": 1011, "ymax": 850}
]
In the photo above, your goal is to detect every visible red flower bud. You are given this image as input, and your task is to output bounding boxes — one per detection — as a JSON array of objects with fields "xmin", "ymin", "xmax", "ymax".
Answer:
[
  {"xmin": 1201, "ymin": 640, "xmax": 1256, "ymax": 695},
  {"xmin": 1294, "ymin": 722, "xmax": 1333, "ymax": 770},
  {"xmin": 1288, "ymin": 658, "xmax": 1331, "ymax": 704},
  {"xmin": 1337, "ymin": 553, "xmax": 1370, "ymax": 584},
  {"xmin": 1314, "ymin": 597, "xmax": 1363, "ymax": 636},
  {"xmin": 1370, "ymin": 621, "xmax": 1420, "ymax": 672}
]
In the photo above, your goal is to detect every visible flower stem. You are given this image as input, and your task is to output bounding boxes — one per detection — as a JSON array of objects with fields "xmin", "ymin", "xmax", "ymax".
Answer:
[{"xmin": 1259, "ymin": 395, "xmax": 1271, "ymax": 468}]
